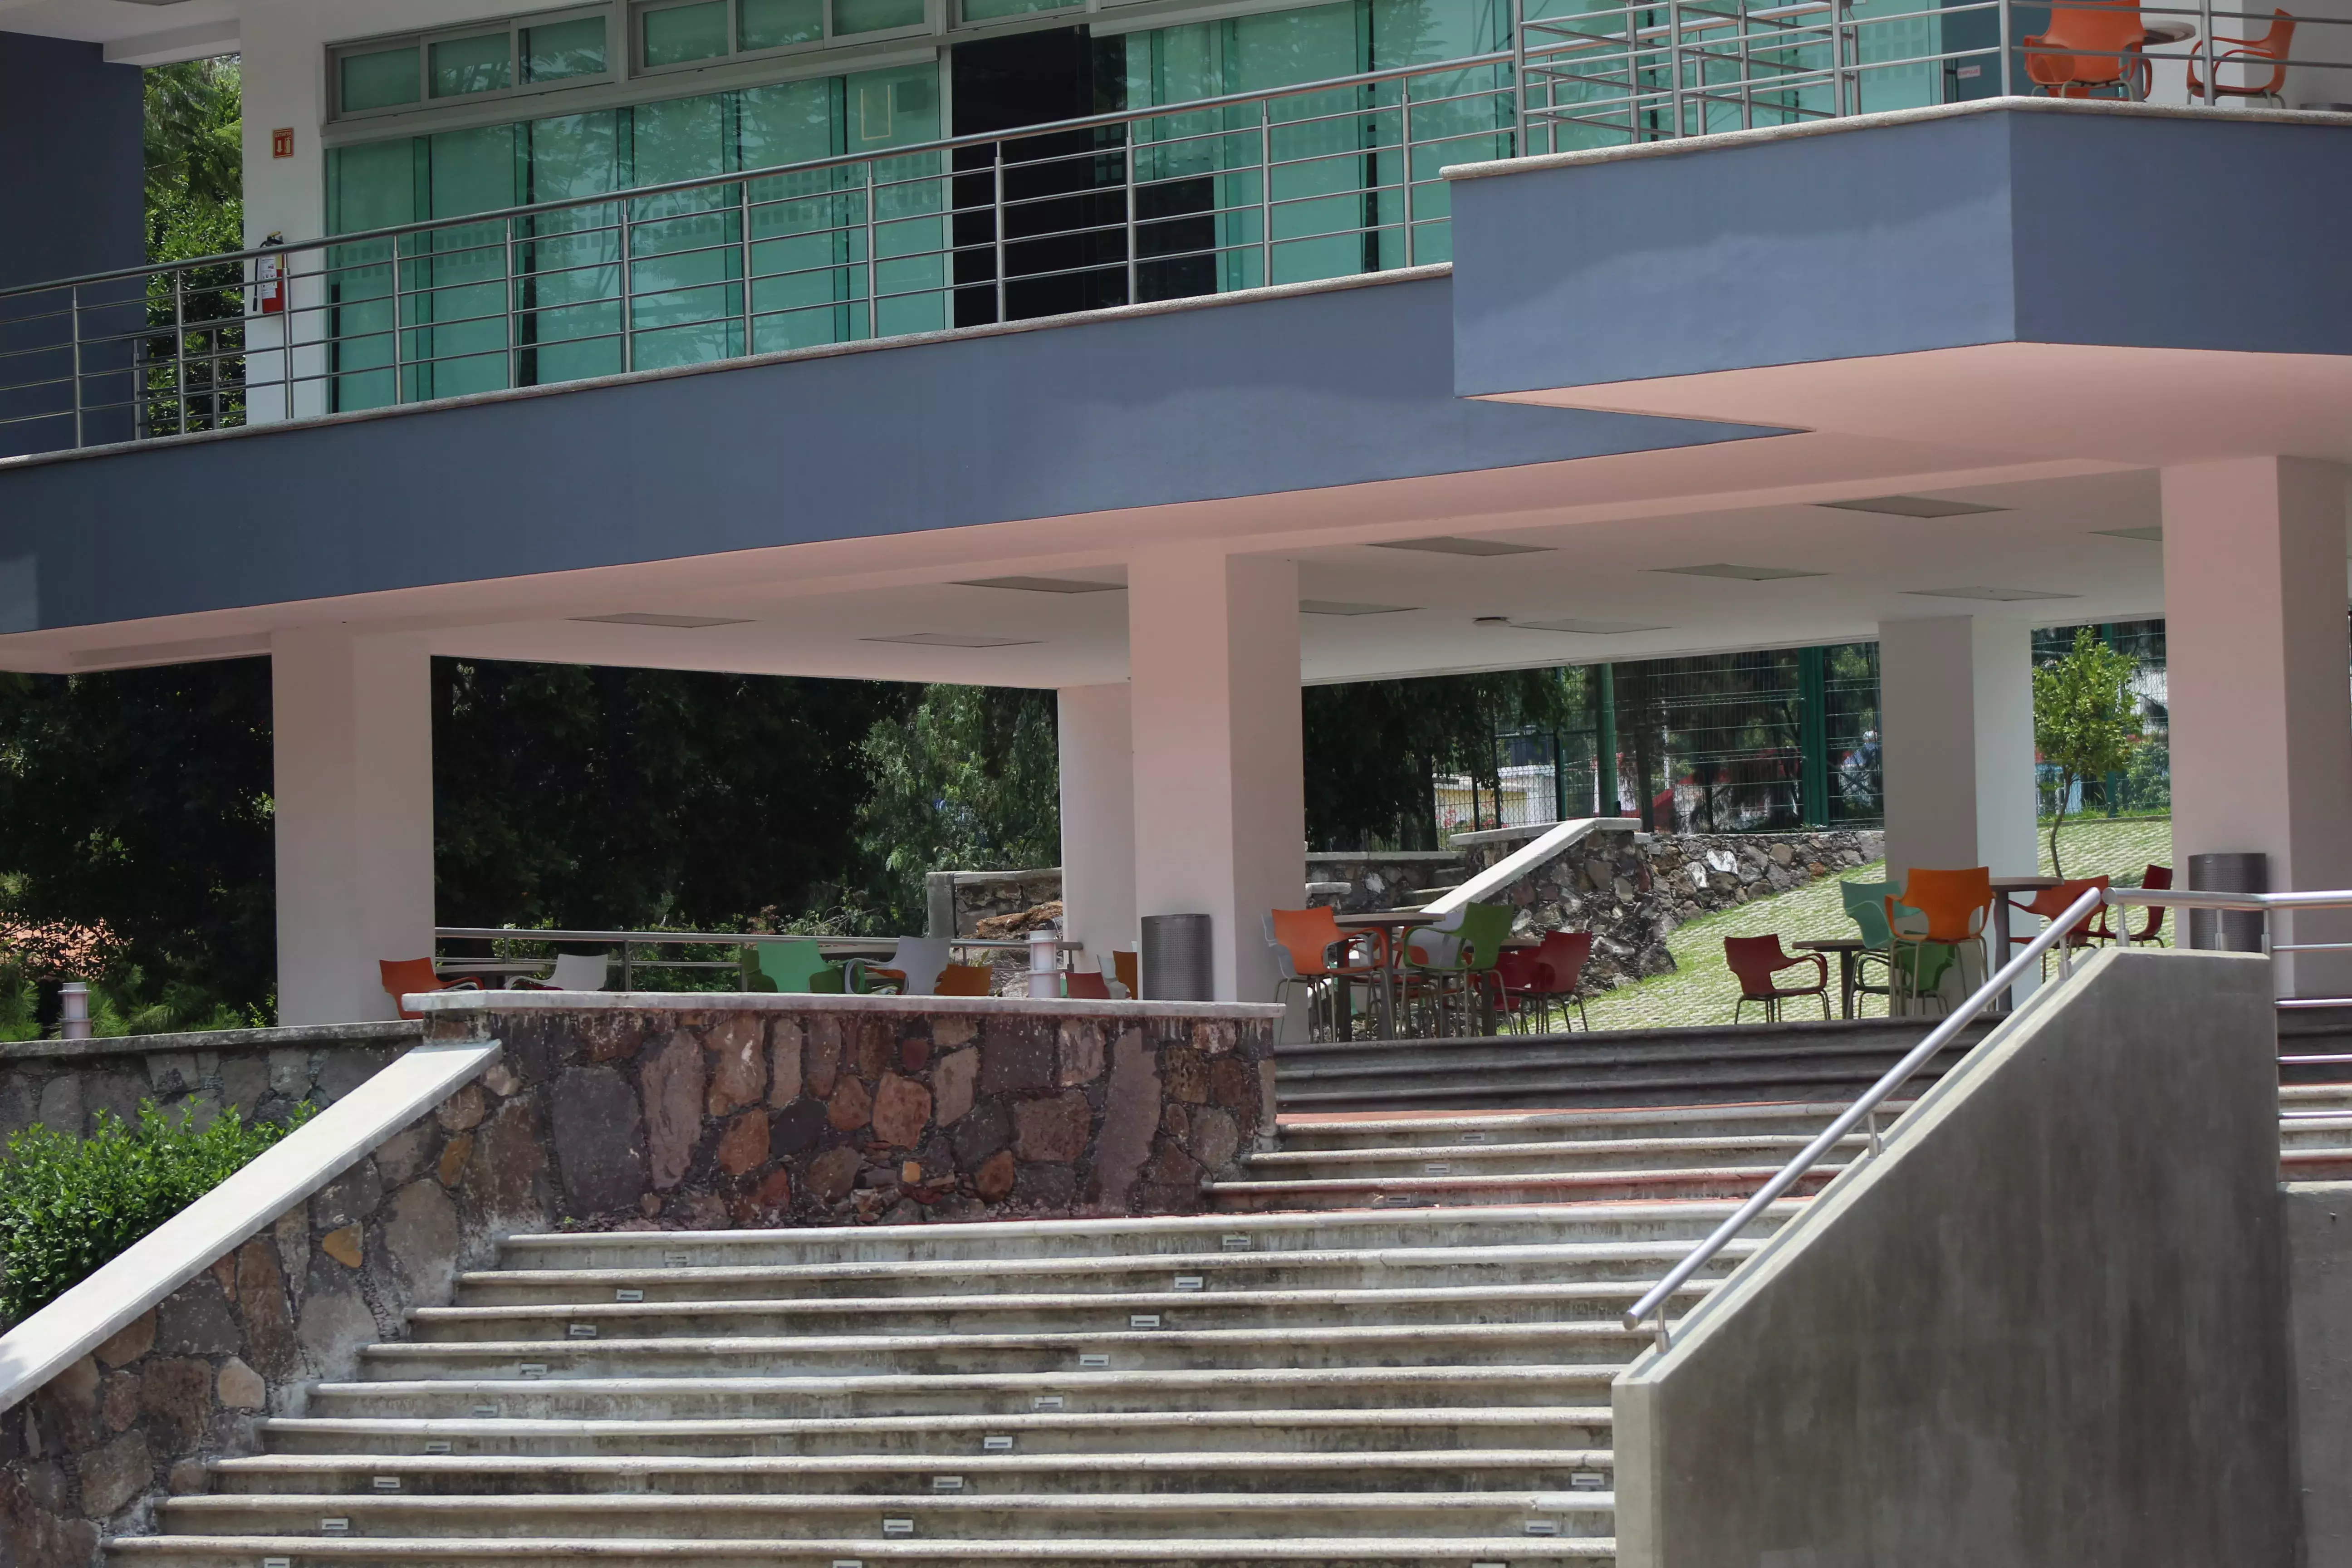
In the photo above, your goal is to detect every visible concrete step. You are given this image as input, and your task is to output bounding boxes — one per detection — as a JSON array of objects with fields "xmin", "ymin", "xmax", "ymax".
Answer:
[
  {"xmin": 406, "ymin": 1281, "xmax": 1704, "ymax": 1343},
  {"xmin": 207, "ymin": 1449, "xmax": 1617, "ymax": 1498},
  {"xmin": 494, "ymin": 1203, "xmax": 1792, "ymax": 1272},
  {"xmin": 1206, "ymin": 1166, "xmax": 1840, "ymax": 1212},
  {"xmin": 358, "ymin": 1323, "xmax": 1652, "ymax": 1382},
  {"xmin": 306, "ymin": 1365, "xmax": 1627, "ymax": 1421},
  {"xmin": 1274, "ymin": 1059, "xmax": 1957, "ymax": 1112},
  {"xmin": 109, "ymin": 1533, "xmax": 1620, "ymax": 1565},
  {"xmin": 157, "ymin": 1490, "xmax": 1618, "ymax": 1542},
  {"xmin": 259, "ymin": 1406, "xmax": 1617, "ymax": 1459},
  {"xmin": 1240, "ymin": 1132, "xmax": 1863, "ymax": 1180},
  {"xmin": 1273, "ymin": 1102, "xmax": 1875, "ymax": 1151},
  {"xmin": 452, "ymin": 1240, "xmax": 1761, "ymax": 1308}
]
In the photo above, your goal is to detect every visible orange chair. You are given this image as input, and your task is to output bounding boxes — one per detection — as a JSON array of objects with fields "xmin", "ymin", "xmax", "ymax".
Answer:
[
  {"xmin": 378, "ymin": 957, "xmax": 479, "ymax": 1022},
  {"xmin": 1063, "ymin": 969, "xmax": 1112, "ymax": 1000},
  {"xmin": 1112, "ymin": 949, "xmax": 1138, "ymax": 999},
  {"xmin": 934, "ymin": 962, "xmax": 994, "ymax": 997},
  {"xmin": 2006, "ymin": 875, "xmax": 2111, "ymax": 976},
  {"xmin": 1725, "ymin": 935, "xmax": 1831, "ymax": 1024},
  {"xmin": 2087, "ymin": 863, "xmax": 2171, "ymax": 946},
  {"xmin": 1265, "ymin": 907, "xmax": 1386, "ymax": 1040},
  {"xmin": 2187, "ymin": 9, "xmax": 2295, "ymax": 103},
  {"xmin": 1885, "ymin": 867, "xmax": 1994, "ymax": 1013},
  {"xmin": 2024, "ymin": 1, "xmax": 2153, "ymax": 98},
  {"xmin": 1499, "ymin": 929, "xmax": 1594, "ymax": 1033}
]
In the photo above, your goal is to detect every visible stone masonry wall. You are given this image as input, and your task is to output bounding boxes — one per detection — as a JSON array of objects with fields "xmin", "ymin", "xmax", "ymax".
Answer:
[{"xmin": 0, "ymin": 996, "xmax": 1274, "ymax": 1568}]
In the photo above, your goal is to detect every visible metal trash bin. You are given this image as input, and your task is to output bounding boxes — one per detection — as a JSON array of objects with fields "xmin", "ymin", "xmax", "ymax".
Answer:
[
  {"xmin": 1140, "ymin": 913, "xmax": 1213, "ymax": 1001},
  {"xmin": 2188, "ymin": 852, "xmax": 2267, "ymax": 953}
]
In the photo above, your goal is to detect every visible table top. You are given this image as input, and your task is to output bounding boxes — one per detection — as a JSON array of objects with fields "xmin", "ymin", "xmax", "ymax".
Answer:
[
  {"xmin": 1990, "ymin": 876, "xmax": 2065, "ymax": 892},
  {"xmin": 1793, "ymin": 937, "xmax": 1867, "ymax": 952},
  {"xmin": 2144, "ymin": 20, "xmax": 2195, "ymax": 43},
  {"xmin": 1333, "ymin": 909, "xmax": 1441, "ymax": 927}
]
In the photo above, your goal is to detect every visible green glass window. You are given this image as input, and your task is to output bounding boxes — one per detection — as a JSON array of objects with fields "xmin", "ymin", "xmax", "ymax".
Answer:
[
  {"xmin": 740, "ymin": 0, "xmax": 823, "ymax": 49},
  {"xmin": 962, "ymin": 0, "xmax": 1072, "ymax": 22},
  {"xmin": 522, "ymin": 16, "xmax": 608, "ymax": 81},
  {"xmin": 644, "ymin": 1, "xmax": 730, "ymax": 64},
  {"xmin": 340, "ymin": 46, "xmax": 421, "ymax": 112},
  {"xmin": 431, "ymin": 33, "xmax": 513, "ymax": 97},
  {"xmin": 835, "ymin": 0, "xmax": 925, "ymax": 35}
]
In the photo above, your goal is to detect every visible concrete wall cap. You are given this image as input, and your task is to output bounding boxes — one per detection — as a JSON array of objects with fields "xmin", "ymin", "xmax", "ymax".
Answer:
[
  {"xmin": 413, "ymin": 990, "xmax": 1284, "ymax": 1022},
  {"xmin": 0, "ymin": 1018, "xmax": 419, "ymax": 1066}
]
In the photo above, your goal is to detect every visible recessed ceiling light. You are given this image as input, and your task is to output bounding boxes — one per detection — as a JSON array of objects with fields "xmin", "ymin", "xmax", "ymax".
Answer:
[
  {"xmin": 570, "ymin": 613, "xmax": 755, "ymax": 628},
  {"xmin": 1369, "ymin": 536, "xmax": 1551, "ymax": 557},
  {"xmin": 1506, "ymin": 617, "xmax": 1670, "ymax": 634},
  {"xmin": 2093, "ymin": 526, "xmax": 2163, "ymax": 542},
  {"xmin": 1654, "ymin": 563, "xmax": 1828, "ymax": 582},
  {"xmin": 862, "ymin": 632, "xmax": 1042, "ymax": 648},
  {"xmin": 954, "ymin": 576, "xmax": 1124, "ymax": 593},
  {"xmin": 1818, "ymin": 495, "xmax": 2008, "ymax": 519},
  {"xmin": 1903, "ymin": 586, "xmax": 2079, "ymax": 602},
  {"xmin": 1302, "ymin": 600, "xmax": 1415, "ymax": 616}
]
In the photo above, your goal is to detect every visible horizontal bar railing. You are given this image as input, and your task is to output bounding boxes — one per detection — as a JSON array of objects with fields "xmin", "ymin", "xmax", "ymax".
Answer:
[
  {"xmin": 434, "ymin": 924, "xmax": 1084, "ymax": 993},
  {"xmin": 9, "ymin": 0, "xmax": 2352, "ymax": 456},
  {"xmin": 1624, "ymin": 882, "xmax": 2352, "ymax": 1349}
]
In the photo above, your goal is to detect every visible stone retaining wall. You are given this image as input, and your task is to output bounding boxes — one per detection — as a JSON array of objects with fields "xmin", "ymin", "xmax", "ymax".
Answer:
[{"xmin": 0, "ymin": 995, "xmax": 1276, "ymax": 1566}]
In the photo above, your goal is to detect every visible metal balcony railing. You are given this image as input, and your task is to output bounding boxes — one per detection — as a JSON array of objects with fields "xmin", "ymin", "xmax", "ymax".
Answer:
[{"xmin": 2, "ymin": 0, "xmax": 2345, "ymax": 458}]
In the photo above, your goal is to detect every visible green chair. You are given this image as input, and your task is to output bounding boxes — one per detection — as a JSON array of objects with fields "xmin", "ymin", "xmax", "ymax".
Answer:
[
  {"xmin": 1840, "ymin": 881, "xmax": 1953, "ymax": 1016},
  {"xmin": 1399, "ymin": 902, "xmax": 1516, "ymax": 1036},
  {"xmin": 740, "ymin": 938, "xmax": 842, "ymax": 994}
]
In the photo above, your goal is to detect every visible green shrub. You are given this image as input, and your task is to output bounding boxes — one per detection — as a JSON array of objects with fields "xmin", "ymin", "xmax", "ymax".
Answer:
[{"xmin": 0, "ymin": 1101, "xmax": 309, "ymax": 1325}]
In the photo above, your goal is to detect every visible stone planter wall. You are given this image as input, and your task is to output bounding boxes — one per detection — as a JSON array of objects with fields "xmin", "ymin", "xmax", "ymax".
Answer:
[{"xmin": 0, "ymin": 994, "xmax": 1275, "ymax": 1564}]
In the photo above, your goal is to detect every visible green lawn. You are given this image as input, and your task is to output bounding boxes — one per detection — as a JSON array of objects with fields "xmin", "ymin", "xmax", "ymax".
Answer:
[{"xmin": 1578, "ymin": 817, "xmax": 2174, "ymax": 1031}]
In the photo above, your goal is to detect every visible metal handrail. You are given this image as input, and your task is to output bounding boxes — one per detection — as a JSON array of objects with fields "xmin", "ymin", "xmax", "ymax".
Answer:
[
  {"xmin": 1625, "ymin": 881, "xmax": 2352, "ymax": 1348},
  {"xmin": 1622, "ymin": 882, "xmax": 2107, "ymax": 1347}
]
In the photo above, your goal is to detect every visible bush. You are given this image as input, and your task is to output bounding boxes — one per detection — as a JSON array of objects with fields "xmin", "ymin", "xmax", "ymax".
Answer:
[{"xmin": 0, "ymin": 1101, "xmax": 309, "ymax": 1325}]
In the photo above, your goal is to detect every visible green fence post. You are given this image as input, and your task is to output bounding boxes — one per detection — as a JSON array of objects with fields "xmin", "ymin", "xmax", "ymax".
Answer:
[
  {"xmin": 1596, "ymin": 664, "xmax": 1620, "ymax": 816},
  {"xmin": 1798, "ymin": 646, "xmax": 1829, "ymax": 828}
]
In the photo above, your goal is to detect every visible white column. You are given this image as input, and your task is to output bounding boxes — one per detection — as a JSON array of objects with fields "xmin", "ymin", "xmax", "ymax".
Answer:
[
  {"xmin": 1128, "ymin": 547, "xmax": 1304, "ymax": 1003},
  {"xmin": 1057, "ymin": 683, "xmax": 1137, "ymax": 977},
  {"xmin": 272, "ymin": 628, "xmax": 436, "ymax": 1025},
  {"xmin": 1878, "ymin": 616, "xmax": 2038, "ymax": 882},
  {"xmin": 2164, "ymin": 457, "xmax": 2352, "ymax": 996}
]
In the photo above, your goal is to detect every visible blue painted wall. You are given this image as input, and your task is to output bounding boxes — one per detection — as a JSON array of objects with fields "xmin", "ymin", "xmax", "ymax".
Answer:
[
  {"xmin": 1451, "ymin": 106, "xmax": 2352, "ymax": 398},
  {"xmin": 0, "ymin": 31, "xmax": 147, "ymax": 458},
  {"xmin": 0, "ymin": 275, "xmax": 1784, "ymax": 633}
]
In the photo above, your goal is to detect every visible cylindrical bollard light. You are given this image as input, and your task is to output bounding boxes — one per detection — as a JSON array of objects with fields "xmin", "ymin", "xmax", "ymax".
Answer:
[
  {"xmin": 59, "ymin": 981, "xmax": 91, "ymax": 1041},
  {"xmin": 1140, "ymin": 913, "xmax": 1214, "ymax": 1001},
  {"xmin": 1028, "ymin": 927, "xmax": 1062, "ymax": 999},
  {"xmin": 2188, "ymin": 851, "xmax": 2268, "ymax": 953}
]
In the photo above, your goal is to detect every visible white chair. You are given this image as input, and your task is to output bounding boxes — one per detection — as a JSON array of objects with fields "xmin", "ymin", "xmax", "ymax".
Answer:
[
  {"xmin": 509, "ymin": 951, "xmax": 610, "ymax": 991},
  {"xmin": 870, "ymin": 936, "xmax": 952, "ymax": 996}
]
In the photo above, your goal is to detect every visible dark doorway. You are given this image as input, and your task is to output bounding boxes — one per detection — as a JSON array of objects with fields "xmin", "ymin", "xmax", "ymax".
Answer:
[{"xmin": 950, "ymin": 28, "xmax": 1130, "ymax": 325}]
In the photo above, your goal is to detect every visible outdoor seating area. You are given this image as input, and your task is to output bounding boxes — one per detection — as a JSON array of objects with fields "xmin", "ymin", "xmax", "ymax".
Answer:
[{"xmin": 1265, "ymin": 901, "xmax": 1595, "ymax": 1042}]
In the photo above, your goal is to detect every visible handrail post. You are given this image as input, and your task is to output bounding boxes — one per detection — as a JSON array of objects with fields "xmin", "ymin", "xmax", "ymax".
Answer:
[
  {"xmin": 738, "ymin": 175, "xmax": 755, "ymax": 358},
  {"xmin": 69, "ymin": 283, "xmax": 83, "ymax": 449},
  {"xmin": 1998, "ymin": 0, "xmax": 2013, "ymax": 95},
  {"xmin": 1260, "ymin": 104, "xmax": 1275, "ymax": 287},
  {"xmin": 993, "ymin": 142, "xmax": 1009, "ymax": 326},
  {"xmin": 1514, "ymin": 0, "xmax": 1530, "ymax": 152},
  {"xmin": 1123, "ymin": 124, "xmax": 1140, "ymax": 307},
  {"xmin": 171, "ymin": 267, "xmax": 188, "ymax": 436},
  {"xmin": 618, "ymin": 199, "xmax": 635, "ymax": 374},
  {"xmin": 2199, "ymin": 0, "xmax": 2215, "ymax": 101}
]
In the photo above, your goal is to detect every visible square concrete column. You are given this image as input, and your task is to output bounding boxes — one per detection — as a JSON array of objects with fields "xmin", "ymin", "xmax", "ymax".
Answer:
[
  {"xmin": 1128, "ymin": 547, "xmax": 1304, "ymax": 1003},
  {"xmin": 1057, "ymin": 683, "xmax": 1137, "ymax": 975},
  {"xmin": 1878, "ymin": 616, "xmax": 2038, "ymax": 883},
  {"xmin": 2164, "ymin": 457, "xmax": 2352, "ymax": 996},
  {"xmin": 272, "ymin": 627, "xmax": 436, "ymax": 1024}
]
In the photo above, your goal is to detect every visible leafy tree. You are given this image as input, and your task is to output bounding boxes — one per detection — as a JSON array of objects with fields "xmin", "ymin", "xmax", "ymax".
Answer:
[
  {"xmin": 857, "ymin": 686, "xmax": 1060, "ymax": 917},
  {"xmin": 141, "ymin": 57, "xmax": 246, "ymax": 434},
  {"xmin": 143, "ymin": 58, "xmax": 242, "ymax": 226},
  {"xmin": 2032, "ymin": 628, "xmax": 2141, "ymax": 876},
  {"xmin": 1305, "ymin": 669, "xmax": 1582, "ymax": 850}
]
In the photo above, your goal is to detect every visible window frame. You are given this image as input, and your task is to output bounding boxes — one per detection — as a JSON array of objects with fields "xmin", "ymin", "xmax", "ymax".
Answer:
[
  {"xmin": 329, "ymin": 5, "xmax": 619, "ymax": 122},
  {"xmin": 629, "ymin": 0, "xmax": 938, "ymax": 80}
]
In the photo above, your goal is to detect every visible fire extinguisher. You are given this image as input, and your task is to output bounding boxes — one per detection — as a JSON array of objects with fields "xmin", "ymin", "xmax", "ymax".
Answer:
[{"xmin": 253, "ymin": 231, "xmax": 286, "ymax": 316}]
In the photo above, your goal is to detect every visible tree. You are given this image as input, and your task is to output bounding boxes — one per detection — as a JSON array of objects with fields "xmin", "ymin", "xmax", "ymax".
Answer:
[
  {"xmin": 1305, "ymin": 669, "xmax": 1582, "ymax": 850},
  {"xmin": 2032, "ymin": 628, "xmax": 2141, "ymax": 876},
  {"xmin": 857, "ymin": 686, "xmax": 1060, "ymax": 917}
]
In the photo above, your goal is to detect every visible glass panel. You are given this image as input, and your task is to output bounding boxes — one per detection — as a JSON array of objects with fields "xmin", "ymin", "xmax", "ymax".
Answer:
[
  {"xmin": 431, "ymin": 32, "xmax": 512, "ymax": 97},
  {"xmin": 340, "ymin": 46, "xmax": 421, "ymax": 112},
  {"xmin": 835, "ymin": 0, "xmax": 925, "ymax": 36},
  {"xmin": 849, "ymin": 66, "xmax": 945, "ymax": 336},
  {"xmin": 519, "ymin": 112, "xmax": 625, "ymax": 384},
  {"xmin": 630, "ymin": 93, "xmax": 743, "ymax": 368},
  {"xmin": 645, "ymin": 0, "xmax": 731, "ymax": 64},
  {"xmin": 415, "ymin": 124, "xmax": 519, "ymax": 398},
  {"xmin": 963, "ymin": 0, "xmax": 1075, "ymax": 22},
  {"xmin": 741, "ymin": 78, "xmax": 865, "ymax": 349},
  {"xmin": 740, "ymin": 0, "xmax": 824, "ymax": 48},
  {"xmin": 522, "ymin": 16, "xmax": 608, "ymax": 80},
  {"xmin": 327, "ymin": 138, "xmax": 417, "ymax": 411}
]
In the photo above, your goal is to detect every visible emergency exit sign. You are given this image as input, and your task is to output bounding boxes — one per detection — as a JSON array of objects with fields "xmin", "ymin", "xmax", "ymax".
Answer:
[{"xmin": 271, "ymin": 127, "xmax": 294, "ymax": 158}]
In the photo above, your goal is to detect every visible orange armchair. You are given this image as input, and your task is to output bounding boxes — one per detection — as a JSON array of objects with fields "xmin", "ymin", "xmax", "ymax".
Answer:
[
  {"xmin": 2024, "ymin": 1, "xmax": 2153, "ymax": 98},
  {"xmin": 2006, "ymin": 875, "xmax": 2111, "ymax": 976},
  {"xmin": 1885, "ymin": 867, "xmax": 1994, "ymax": 1013},
  {"xmin": 2187, "ymin": 9, "xmax": 2295, "ymax": 103},
  {"xmin": 379, "ymin": 957, "xmax": 479, "ymax": 1021}
]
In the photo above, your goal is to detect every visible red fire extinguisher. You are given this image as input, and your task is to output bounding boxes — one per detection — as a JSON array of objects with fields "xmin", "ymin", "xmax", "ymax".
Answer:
[{"xmin": 254, "ymin": 231, "xmax": 286, "ymax": 316}]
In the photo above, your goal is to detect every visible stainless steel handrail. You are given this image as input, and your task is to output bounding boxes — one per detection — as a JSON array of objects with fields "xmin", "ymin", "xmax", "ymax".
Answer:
[
  {"xmin": 1625, "ymin": 881, "xmax": 2352, "ymax": 1348},
  {"xmin": 1622, "ymin": 882, "xmax": 2107, "ymax": 1348}
]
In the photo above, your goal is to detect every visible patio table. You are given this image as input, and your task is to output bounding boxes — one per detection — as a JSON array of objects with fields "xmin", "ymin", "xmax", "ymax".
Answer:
[
  {"xmin": 1989, "ymin": 875, "xmax": 2064, "ymax": 1013},
  {"xmin": 1792, "ymin": 937, "xmax": 1869, "ymax": 1019},
  {"xmin": 1332, "ymin": 908, "xmax": 1443, "ymax": 1039}
]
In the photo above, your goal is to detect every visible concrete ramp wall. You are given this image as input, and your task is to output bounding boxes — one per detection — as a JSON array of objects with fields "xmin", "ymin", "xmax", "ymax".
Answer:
[{"xmin": 1612, "ymin": 947, "xmax": 2293, "ymax": 1568}]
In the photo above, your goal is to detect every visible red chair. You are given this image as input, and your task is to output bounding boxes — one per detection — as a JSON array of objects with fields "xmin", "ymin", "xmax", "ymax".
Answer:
[
  {"xmin": 2187, "ymin": 9, "xmax": 2296, "ymax": 104},
  {"xmin": 2087, "ymin": 864, "xmax": 2171, "ymax": 946},
  {"xmin": 1499, "ymin": 930, "xmax": 1594, "ymax": 1033},
  {"xmin": 1725, "ymin": 935, "xmax": 1831, "ymax": 1024},
  {"xmin": 1063, "ymin": 969, "xmax": 1112, "ymax": 1000},
  {"xmin": 378, "ymin": 958, "xmax": 479, "ymax": 1022},
  {"xmin": 2023, "ymin": 0, "xmax": 2153, "ymax": 98},
  {"xmin": 2006, "ymin": 875, "xmax": 2111, "ymax": 976}
]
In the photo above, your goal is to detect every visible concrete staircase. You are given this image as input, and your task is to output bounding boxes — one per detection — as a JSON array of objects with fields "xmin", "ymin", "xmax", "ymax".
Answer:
[{"xmin": 103, "ymin": 1020, "xmax": 2352, "ymax": 1568}]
